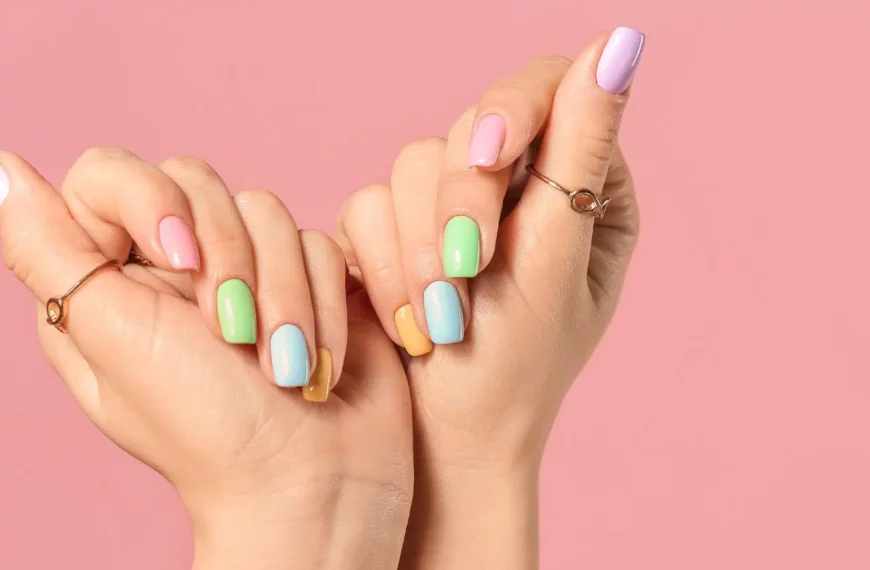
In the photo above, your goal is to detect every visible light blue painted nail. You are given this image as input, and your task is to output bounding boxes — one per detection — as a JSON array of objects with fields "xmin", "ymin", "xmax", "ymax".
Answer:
[
  {"xmin": 0, "ymin": 167, "xmax": 9, "ymax": 206},
  {"xmin": 423, "ymin": 281, "xmax": 464, "ymax": 345},
  {"xmin": 270, "ymin": 324, "xmax": 310, "ymax": 387}
]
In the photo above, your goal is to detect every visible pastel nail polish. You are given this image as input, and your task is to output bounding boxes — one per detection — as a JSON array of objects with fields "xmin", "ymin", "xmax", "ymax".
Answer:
[
  {"xmin": 0, "ymin": 166, "xmax": 9, "ymax": 206},
  {"xmin": 443, "ymin": 216, "xmax": 481, "ymax": 278},
  {"xmin": 394, "ymin": 304, "xmax": 433, "ymax": 356},
  {"xmin": 303, "ymin": 348, "xmax": 333, "ymax": 402},
  {"xmin": 217, "ymin": 279, "xmax": 257, "ymax": 344},
  {"xmin": 596, "ymin": 27, "xmax": 645, "ymax": 95},
  {"xmin": 270, "ymin": 324, "xmax": 310, "ymax": 387},
  {"xmin": 468, "ymin": 114, "xmax": 506, "ymax": 167},
  {"xmin": 158, "ymin": 216, "xmax": 200, "ymax": 270},
  {"xmin": 423, "ymin": 281, "xmax": 464, "ymax": 345}
]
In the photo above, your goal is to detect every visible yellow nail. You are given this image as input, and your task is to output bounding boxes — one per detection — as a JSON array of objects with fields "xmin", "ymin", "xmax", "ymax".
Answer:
[
  {"xmin": 394, "ymin": 304, "xmax": 433, "ymax": 356},
  {"xmin": 303, "ymin": 348, "xmax": 333, "ymax": 403}
]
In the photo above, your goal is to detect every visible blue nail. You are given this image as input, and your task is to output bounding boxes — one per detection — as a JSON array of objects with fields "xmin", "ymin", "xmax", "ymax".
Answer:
[
  {"xmin": 270, "ymin": 324, "xmax": 310, "ymax": 387},
  {"xmin": 423, "ymin": 281, "xmax": 464, "ymax": 344}
]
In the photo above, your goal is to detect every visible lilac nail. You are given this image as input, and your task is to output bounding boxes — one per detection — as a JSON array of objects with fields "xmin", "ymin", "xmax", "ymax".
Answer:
[{"xmin": 596, "ymin": 27, "xmax": 645, "ymax": 95}]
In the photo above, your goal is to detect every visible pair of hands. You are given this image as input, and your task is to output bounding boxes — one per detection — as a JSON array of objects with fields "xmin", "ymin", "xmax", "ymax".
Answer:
[{"xmin": 0, "ymin": 28, "xmax": 643, "ymax": 569}]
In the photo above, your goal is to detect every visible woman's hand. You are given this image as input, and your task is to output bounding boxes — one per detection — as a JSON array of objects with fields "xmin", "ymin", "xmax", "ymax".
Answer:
[
  {"xmin": 335, "ymin": 28, "xmax": 644, "ymax": 569},
  {"xmin": 0, "ymin": 151, "xmax": 413, "ymax": 570}
]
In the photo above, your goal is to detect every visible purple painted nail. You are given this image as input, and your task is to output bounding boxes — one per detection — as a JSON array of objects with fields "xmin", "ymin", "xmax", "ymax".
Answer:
[{"xmin": 596, "ymin": 27, "xmax": 645, "ymax": 95}]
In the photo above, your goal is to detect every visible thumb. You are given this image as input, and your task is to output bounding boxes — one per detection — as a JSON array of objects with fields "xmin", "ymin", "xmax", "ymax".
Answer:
[{"xmin": 0, "ymin": 152, "xmax": 157, "ymax": 379}]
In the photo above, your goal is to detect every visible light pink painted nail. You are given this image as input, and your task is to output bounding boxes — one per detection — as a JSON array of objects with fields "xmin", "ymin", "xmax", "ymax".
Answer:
[
  {"xmin": 596, "ymin": 27, "xmax": 645, "ymax": 95},
  {"xmin": 468, "ymin": 114, "xmax": 506, "ymax": 168},
  {"xmin": 158, "ymin": 216, "xmax": 200, "ymax": 270}
]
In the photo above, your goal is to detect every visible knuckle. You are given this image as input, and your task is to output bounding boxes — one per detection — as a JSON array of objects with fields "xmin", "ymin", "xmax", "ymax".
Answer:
[
  {"xmin": 580, "ymin": 126, "xmax": 618, "ymax": 179},
  {"xmin": 74, "ymin": 146, "xmax": 135, "ymax": 169},
  {"xmin": 532, "ymin": 55, "xmax": 573, "ymax": 70},
  {"xmin": 394, "ymin": 137, "xmax": 447, "ymax": 170},
  {"xmin": 366, "ymin": 252, "xmax": 403, "ymax": 292},
  {"xmin": 159, "ymin": 156, "xmax": 221, "ymax": 182},
  {"xmin": 341, "ymin": 184, "xmax": 390, "ymax": 226},
  {"xmin": 235, "ymin": 189, "xmax": 297, "ymax": 230},
  {"xmin": 299, "ymin": 229, "xmax": 343, "ymax": 261}
]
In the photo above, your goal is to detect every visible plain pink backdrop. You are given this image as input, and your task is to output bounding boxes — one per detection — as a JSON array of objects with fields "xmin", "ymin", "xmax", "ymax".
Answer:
[{"xmin": 1, "ymin": 0, "xmax": 868, "ymax": 568}]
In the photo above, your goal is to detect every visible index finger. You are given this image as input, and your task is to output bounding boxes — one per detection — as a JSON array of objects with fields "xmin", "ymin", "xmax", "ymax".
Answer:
[{"xmin": 467, "ymin": 56, "xmax": 571, "ymax": 170}]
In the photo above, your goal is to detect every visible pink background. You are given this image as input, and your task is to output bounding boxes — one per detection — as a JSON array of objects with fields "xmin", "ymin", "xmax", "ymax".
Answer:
[{"xmin": 1, "ymin": 0, "xmax": 868, "ymax": 568}]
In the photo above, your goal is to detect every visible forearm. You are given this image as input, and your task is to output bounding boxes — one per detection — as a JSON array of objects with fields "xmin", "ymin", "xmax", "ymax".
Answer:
[
  {"xmin": 399, "ymin": 465, "xmax": 540, "ymax": 570},
  {"xmin": 190, "ymin": 482, "xmax": 411, "ymax": 570}
]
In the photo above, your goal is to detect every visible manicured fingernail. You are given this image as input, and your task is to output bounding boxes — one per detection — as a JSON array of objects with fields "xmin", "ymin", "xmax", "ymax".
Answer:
[
  {"xmin": 443, "ymin": 216, "xmax": 480, "ymax": 278},
  {"xmin": 423, "ymin": 281, "xmax": 464, "ymax": 345},
  {"xmin": 158, "ymin": 216, "xmax": 200, "ymax": 270},
  {"xmin": 394, "ymin": 304, "xmax": 433, "ymax": 356},
  {"xmin": 0, "ymin": 166, "xmax": 9, "ymax": 206},
  {"xmin": 303, "ymin": 348, "xmax": 332, "ymax": 402},
  {"xmin": 217, "ymin": 279, "xmax": 257, "ymax": 344},
  {"xmin": 596, "ymin": 27, "xmax": 645, "ymax": 95},
  {"xmin": 468, "ymin": 114, "xmax": 506, "ymax": 167},
  {"xmin": 270, "ymin": 324, "xmax": 310, "ymax": 387}
]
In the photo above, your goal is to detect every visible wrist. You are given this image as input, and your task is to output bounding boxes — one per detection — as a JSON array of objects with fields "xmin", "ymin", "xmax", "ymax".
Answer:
[
  {"xmin": 188, "ymin": 478, "xmax": 412, "ymax": 570},
  {"xmin": 400, "ymin": 462, "xmax": 540, "ymax": 570}
]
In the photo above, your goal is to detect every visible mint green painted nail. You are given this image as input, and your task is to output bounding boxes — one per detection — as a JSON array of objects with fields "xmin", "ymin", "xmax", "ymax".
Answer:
[
  {"xmin": 443, "ymin": 216, "xmax": 480, "ymax": 278},
  {"xmin": 217, "ymin": 279, "xmax": 257, "ymax": 344}
]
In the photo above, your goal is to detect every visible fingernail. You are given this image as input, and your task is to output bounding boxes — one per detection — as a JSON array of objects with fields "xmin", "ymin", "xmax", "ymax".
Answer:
[
  {"xmin": 303, "ymin": 348, "xmax": 332, "ymax": 403},
  {"xmin": 423, "ymin": 281, "xmax": 464, "ymax": 345},
  {"xmin": 270, "ymin": 324, "xmax": 310, "ymax": 387},
  {"xmin": 158, "ymin": 216, "xmax": 200, "ymax": 270},
  {"xmin": 217, "ymin": 279, "xmax": 257, "ymax": 344},
  {"xmin": 443, "ymin": 215, "xmax": 481, "ymax": 278},
  {"xmin": 394, "ymin": 304, "xmax": 433, "ymax": 356},
  {"xmin": 468, "ymin": 114, "xmax": 506, "ymax": 167},
  {"xmin": 596, "ymin": 27, "xmax": 645, "ymax": 95},
  {"xmin": 0, "ymin": 166, "xmax": 9, "ymax": 206}
]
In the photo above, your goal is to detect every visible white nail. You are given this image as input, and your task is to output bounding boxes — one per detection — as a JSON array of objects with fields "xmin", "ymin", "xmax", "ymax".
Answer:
[{"xmin": 0, "ymin": 166, "xmax": 8, "ymax": 206}]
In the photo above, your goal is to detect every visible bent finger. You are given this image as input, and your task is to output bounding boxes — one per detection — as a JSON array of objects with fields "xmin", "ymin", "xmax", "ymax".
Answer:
[
  {"xmin": 62, "ymin": 147, "xmax": 200, "ymax": 272},
  {"xmin": 298, "ymin": 230, "xmax": 349, "ymax": 403},
  {"xmin": 467, "ymin": 56, "xmax": 571, "ymax": 170},
  {"xmin": 235, "ymin": 189, "xmax": 317, "ymax": 388}
]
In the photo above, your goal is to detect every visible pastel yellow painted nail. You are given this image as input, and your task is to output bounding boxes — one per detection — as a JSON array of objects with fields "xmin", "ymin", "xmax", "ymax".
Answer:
[
  {"xmin": 394, "ymin": 304, "xmax": 433, "ymax": 356},
  {"xmin": 303, "ymin": 348, "xmax": 333, "ymax": 403}
]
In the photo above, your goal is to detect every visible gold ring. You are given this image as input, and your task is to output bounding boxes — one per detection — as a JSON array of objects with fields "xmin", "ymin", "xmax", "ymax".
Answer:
[
  {"xmin": 526, "ymin": 164, "xmax": 611, "ymax": 218},
  {"xmin": 127, "ymin": 249, "xmax": 154, "ymax": 267},
  {"xmin": 46, "ymin": 260, "xmax": 124, "ymax": 333}
]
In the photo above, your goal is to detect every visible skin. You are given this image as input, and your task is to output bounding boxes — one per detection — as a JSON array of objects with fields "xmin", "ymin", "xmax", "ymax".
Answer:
[
  {"xmin": 335, "ymin": 33, "xmax": 639, "ymax": 569},
  {"xmin": 0, "ymin": 31, "xmax": 639, "ymax": 570},
  {"xmin": 0, "ymin": 151, "xmax": 413, "ymax": 570}
]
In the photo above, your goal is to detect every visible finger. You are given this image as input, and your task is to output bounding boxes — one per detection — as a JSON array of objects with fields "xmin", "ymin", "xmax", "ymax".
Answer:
[
  {"xmin": 61, "ymin": 147, "xmax": 200, "ymax": 272},
  {"xmin": 337, "ymin": 184, "xmax": 432, "ymax": 356},
  {"xmin": 435, "ymin": 107, "xmax": 510, "ymax": 279},
  {"xmin": 587, "ymin": 145, "xmax": 640, "ymax": 309},
  {"xmin": 235, "ymin": 189, "xmax": 317, "ymax": 388},
  {"xmin": 0, "ymin": 152, "xmax": 156, "ymax": 384},
  {"xmin": 391, "ymin": 138, "xmax": 469, "ymax": 345},
  {"xmin": 298, "ymin": 230, "xmax": 348, "ymax": 403},
  {"xmin": 467, "ymin": 56, "xmax": 571, "ymax": 170},
  {"xmin": 160, "ymin": 157, "xmax": 258, "ymax": 344},
  {"xmin": 507, "ymin": 27, "xmax": 645, "ymax": 281}
]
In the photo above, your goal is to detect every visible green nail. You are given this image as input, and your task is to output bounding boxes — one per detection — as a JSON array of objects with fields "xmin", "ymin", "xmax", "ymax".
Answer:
[
  {"xmin": 217, "ymin": 279, "xmax": 257, "ymax": 344},
  {"xmin": 443, "ymin": 216, "xmax": 480, "ymax": 278}
]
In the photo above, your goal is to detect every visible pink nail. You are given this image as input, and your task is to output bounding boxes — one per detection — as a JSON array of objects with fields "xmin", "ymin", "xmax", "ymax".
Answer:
[
  {"xmin": 158, "ymin": 216, "xmax": 200, "ymax": 270},
  {"xmin": 468, "ymin": 114, "xmax": 506, "ymax": 168},
  {"xmin": 596, "ymin": 27, "xmax": 645, "ymax": 95}
]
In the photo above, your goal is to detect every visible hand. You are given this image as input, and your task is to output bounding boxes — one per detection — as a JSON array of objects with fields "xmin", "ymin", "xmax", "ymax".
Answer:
[
  {"xmin": 335, "ymin": 28, "xmax": 644, "ymax": 568},
  {"xmin": 0, "ymin": 151, "xmax": 413, "ymax": 570}
]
